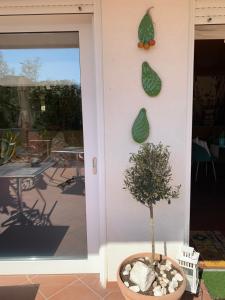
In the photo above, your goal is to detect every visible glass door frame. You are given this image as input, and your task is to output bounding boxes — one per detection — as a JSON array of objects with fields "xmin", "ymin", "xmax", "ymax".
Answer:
[{"xmin": 0, "ymin": 13, "xmax": 101, "ymax": 276}]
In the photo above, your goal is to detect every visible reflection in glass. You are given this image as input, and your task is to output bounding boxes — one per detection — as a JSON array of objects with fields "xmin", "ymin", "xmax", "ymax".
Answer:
[{"xmin": 0, "ymin": 32, "xmax": 87, "ymax": 259}]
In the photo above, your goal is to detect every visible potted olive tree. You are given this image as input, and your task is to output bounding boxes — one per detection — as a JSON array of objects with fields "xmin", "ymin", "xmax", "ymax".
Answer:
[{"xmin": 117, "ymin": 143, "xmax": 186, "ymax": 299}]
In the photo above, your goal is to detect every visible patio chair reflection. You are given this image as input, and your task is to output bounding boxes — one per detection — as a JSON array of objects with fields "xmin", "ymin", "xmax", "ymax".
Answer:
[{"xmin": 1, "ymin": 200, "xmax": 58, "ymax": 227}]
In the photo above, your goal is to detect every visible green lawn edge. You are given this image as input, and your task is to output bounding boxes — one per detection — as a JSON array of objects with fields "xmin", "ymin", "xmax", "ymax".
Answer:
[{"xmin": 203, "ymin": 271, "xmax": 225, "ymax": 299}]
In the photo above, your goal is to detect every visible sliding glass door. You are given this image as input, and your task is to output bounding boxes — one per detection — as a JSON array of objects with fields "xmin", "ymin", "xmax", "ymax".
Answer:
[{"xmin": 0, "ymin": 14, "xmax": 99, "ymax": 273}]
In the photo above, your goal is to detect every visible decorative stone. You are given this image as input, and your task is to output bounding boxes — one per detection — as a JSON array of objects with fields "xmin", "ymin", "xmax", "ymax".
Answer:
[
  {"xmin": 163, "ymin": 278, "xmax": 169, "ymax": 284},
  {"xmin": 153, "ymin": 286, "xmax": 163, "ymax": 297},
  {"xmin": 153, "ymin": 281, "xmax": 158, "ymax": 288},
  {"xmin": 158, "ymin": 276, "xmax": 162, "ymax": 281},
  {"xmin": 138, "ymin": 258, "xmax": 145, "ymax": 262},
  {"xmin": 162, "ymin": 287, "xmax": 167, "ymax": 295},
  {"xmin": 162, "ymin": 274, "xmax": 167, "ymax": 279},
  {"xmin": 174, "ymin": 273, "xmax": 183, "ymax": 282},
  {"xmin": 125, "ymin": 264, "xmax": 132, "ymax": 272},
  {"xmin": 129, "ymin": 285, "xmax": 140, "ymax": 293},
  {"xmin": 171, "ymin": 278, "xmax": 179, "ymax": 289},
  {"xmin": 168, "ymin": 285, "xmax": 175, "ymax": 294},
  {"xmin": 130, "ymin": 261, "xmax": 155, "ymax": 292},
  {"xmin": 145, "ymin": 256, "xmax": 150, "ymax": 262},
  {"xmin": 160, "ymin": 270, "xmax": 165, "ymax": 275},
  {"xmin": 171, "ymin": 270, "xmax": 177, "ymax": 276},
  {"xmin": 160, "ymin": 265, "xmax": 166, "ymax": 271},
  {"xmin": 166, "ymin": 265, "xmax": 172, "ymax": 271},
  {"xmin": 124, "ymin": 281, "xmax": 130, "ymax": 287},
  {"xmin": 160, "ymin": 281, "xmax": 167, "ymax": 288},
  {"xmin": 166, "ymin": 260, "xmax": 172, "ymax": 266},
  {"xmin": 122, "ymin": 270, "xmax": 129, "ymax": 276}
]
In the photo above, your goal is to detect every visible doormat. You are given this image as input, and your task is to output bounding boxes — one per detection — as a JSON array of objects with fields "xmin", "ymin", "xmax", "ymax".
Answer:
[
  {"xmin": 0, "ymin": 284, "xmax": 39, "ymax": 300},
  {"xmin": 190, "ymin": 231, "xmax": 225, "ymax": 268}
]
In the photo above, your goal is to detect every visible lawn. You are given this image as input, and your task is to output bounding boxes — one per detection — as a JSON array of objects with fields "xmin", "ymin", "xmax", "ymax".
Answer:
[{"xmin": 203, "ymin": 271, "xmax": 225, "ymax": 300}]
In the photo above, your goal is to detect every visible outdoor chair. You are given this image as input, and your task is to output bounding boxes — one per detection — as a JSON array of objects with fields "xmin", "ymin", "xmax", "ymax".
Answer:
[
  {"xmin": 192, "ymin": 142, "xmax": 217, "ymax": 182},
  {"xmin": 0, "ymin": 138, "xmax": 16, "ymax": 165},
  {"xmin": 49, "ymin": 132, "xmax": 68, "ymax": 180}
]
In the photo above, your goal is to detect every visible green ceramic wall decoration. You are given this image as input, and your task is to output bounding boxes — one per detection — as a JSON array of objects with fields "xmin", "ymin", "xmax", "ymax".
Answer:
[
  {"xmin": 132, "ymin": 108, "xmax": 150, "ymax": 143},
  {"xmin": 142, "ymin": 61, "xmax": 161, "ymax": 97},
  {"xmin": 138, "ymin": 7, "xmax": 156, "ymax": 50}
]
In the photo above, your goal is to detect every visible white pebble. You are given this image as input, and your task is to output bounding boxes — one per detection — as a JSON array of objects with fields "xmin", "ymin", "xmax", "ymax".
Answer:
[
  {"xmin": 153, "ymin": 281, "xmax": 158, "ymax": 288},
  {"xmin": 125, "ymin": 264, "xmax": 132, "ymax": 272},
  {"xmin": 129, "ymin": 285, "xmax": 140, "ymax": 293},
  {"xmin": 160, "ymin": 265, "xmax": 166, "ymax": 271},
  {"xmin": 124, "ymin": 281, "xmax": 129, "ymax": 287},
  {"xmin": 163, "ymin": 278, "xmax": 169, "ymax": 284},
  {"xmin": 162, "ymin": 287, "xmax": 167, "ymax": 295},
  {"xmin": 165, "ymin": 265, "xmax": 172, "ymax": 271},
  {"xmin": 166, "ymin": 260, "xmax": 172, "ymax": 266},
  {"xmin": 153, "ymin": 286, "xmax": 162, "ymax": 292},
  {"xmin": 122, "ymin": 270, "xmax": 129, "ymax": 276},
  {"xmin": 171, "ymin": 270, "xmax": 177, "ymax": 275},
  {"xmin": 160, "ymin": 270, "xmax": 165, "ymax": 275},
  {"xmin": 171, "ymin": 278, "xmax": 178, "ymax": 289},
  {"xmin": 154, "ymin": 289, "xmax": 163, "ymax": 296},
  {"xmin": 153, "ymin": 286, "xmax": 163, "ymax": 296},
  {"xmin": 174, "ymin": 273, "xmax": 183, "ymax": 282},
  {"xmin": 162, "ymin": 274, "xmax": 167, "ymax": 279},
  {"xmin": 145, "ymin": 257, "xmax": 150, "ymax": 261},
  {"xmin": 168, "ymin": 286, "xmax": 175, "ymax": 294},
  {"xmin": 138, "ymin": 258, "xmax": 145, "ymax": 262},
  {"xmin": 160, "ymin": 281, "xmax": 167, "ymax": 288}
]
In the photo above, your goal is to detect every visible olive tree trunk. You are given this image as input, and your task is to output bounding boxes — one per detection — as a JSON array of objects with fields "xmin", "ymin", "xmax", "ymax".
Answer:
[{"xmin": 149, "ymin": 203, "xmax": 155, "ymax": 263}]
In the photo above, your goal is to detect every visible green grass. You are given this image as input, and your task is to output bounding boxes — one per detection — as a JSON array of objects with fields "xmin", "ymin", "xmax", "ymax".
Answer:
[{"xmin": 203, "ymin": 271, "xmax": 225, "ymax": 300}]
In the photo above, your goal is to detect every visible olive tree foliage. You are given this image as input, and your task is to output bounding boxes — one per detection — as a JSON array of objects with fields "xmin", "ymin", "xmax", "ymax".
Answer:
[
  {"xmin": 124, "ymin": 142, "xmax": 180, "ymax": 261},
  {"xmin": 124, "ymin": 143, "xmax": 180, "ymax": 206}
]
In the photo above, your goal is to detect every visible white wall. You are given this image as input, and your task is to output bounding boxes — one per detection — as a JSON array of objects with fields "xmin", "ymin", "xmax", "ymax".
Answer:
[{"xmin": 101, "ymin": 0, "xmax": 193, "ymax": 281}]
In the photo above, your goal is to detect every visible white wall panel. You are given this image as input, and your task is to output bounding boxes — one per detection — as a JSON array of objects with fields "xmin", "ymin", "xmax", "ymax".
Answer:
[
  {"xmin": 101, "ymin": 0, "xmax": 193, "ymax": 281},
  {"xmin": 196, "ymin": 0, "xmax": 225, "ymax": 24},
  {"xmin": 0, "ymin": 0, "xmax": 94, "ymax": 15}
]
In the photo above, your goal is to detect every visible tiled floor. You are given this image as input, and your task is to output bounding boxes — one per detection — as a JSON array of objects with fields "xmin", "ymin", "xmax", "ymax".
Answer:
[{"xmin": 0, "ymin": 274, "xmax": 212, "ymax": 299}]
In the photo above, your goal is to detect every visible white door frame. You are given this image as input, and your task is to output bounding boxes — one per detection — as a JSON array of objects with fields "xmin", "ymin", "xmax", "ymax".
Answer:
[
  {"xmin": 0, "ymin": 12, "xmax": 107, "ymax": 284},
  {"xmin": 184, "ymin": 0, "xmax": 196, "ymax": 245},
  {"xmin": 93, "ymin": 0, "xmax": 107, "ymax": 286}
]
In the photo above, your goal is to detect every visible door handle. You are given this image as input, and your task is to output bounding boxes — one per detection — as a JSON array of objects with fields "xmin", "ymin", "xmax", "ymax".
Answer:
[{"xmin": 92, "ymin": 157, "xmax": 97, "ymax": 174}]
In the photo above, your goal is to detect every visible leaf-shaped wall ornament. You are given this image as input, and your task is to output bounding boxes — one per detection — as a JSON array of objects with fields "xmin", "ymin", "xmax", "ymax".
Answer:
[
  {"xmin": 142, "ymin": 61, "xmax": 162, "ymax": 97},
  {"xmin": 138, "ymin": 7, "xmax": 156, "ymax": 50},
  {"xmin": 132, "ymin": 108, "xmax": 150, "ymax": 144}
]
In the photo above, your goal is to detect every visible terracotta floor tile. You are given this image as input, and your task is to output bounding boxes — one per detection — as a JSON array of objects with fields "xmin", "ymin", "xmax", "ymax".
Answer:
[
  {"xmin": 76, "ymin": 273, "xmax": 89, "ymax": 280},
  {"xmin": 29, "ymin": 274, "xmax": 39, "ymax": 280},
  {"xmin": 49, "ymin": 280, "xmax": 101, "ymax": 300},
  {"xmin": 35, "ymin": 291, "xmax": 47, "ymax": 300},
  {"xmin": 0, "ymin": 275, "xmax": 29, "ymax": 286},
  {"xmin": 80, "ymin": 274, "xmax": 109, "ymax": 297},
  {"xmin": 106, "ymin": 281, "xmax": 120, "ymax": 291},
  {"xmin": 106, "ymin": 281, "xmax": 119, "ymax": 289},
  {"xmin": 30, "ymin": 274, "xmax": 78, "ymax": 298},
  {"xmin": 104, "ymin": 290, "xmax": 125, "ymax": 300}
]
